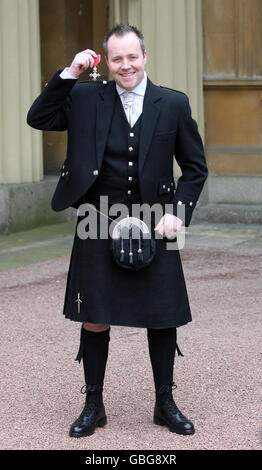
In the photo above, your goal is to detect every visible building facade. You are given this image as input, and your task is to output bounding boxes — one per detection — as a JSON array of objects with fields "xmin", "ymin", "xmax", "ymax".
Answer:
[{"xmin": 0, "ymin": 0, "xmax": 261, "ymax": 233}]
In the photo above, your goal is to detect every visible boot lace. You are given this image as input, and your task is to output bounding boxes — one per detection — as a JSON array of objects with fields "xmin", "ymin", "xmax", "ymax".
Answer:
[
  {"xmin": 157, "ymin": 381, "xmax": 179, "ymax": 411},
  {"xmin": 80, "ymin": 384, "xmax": 103, "ymax": 394},
  {"xmin": 79, "ymin": 384, "xmax": 103, "ymax": 415},
  {"xmin": 158, "ymin": 381, "xmax": 177, "ymax": 395},
  {"xmin": 81, "ymin": 402, "xmax": 96, "ymax": 417}
]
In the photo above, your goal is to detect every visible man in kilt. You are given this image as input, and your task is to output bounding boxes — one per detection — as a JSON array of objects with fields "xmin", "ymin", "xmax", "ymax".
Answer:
[{"xmin": 27, "ymin": 24, "xmax": 208, "ymax": 438}]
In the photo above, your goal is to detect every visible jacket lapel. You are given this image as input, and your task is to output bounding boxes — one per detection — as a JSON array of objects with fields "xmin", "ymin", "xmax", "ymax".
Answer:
[
  {"xmin": 96, "ymin": 81, "xmax": 117, "ymax": 170},
  {"xmin": 139, "ymin": 78, "xmax": 162, "ymax": 173}
]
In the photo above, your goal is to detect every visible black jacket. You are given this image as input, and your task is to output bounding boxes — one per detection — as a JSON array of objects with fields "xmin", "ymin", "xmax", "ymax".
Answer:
[{"xmin": 27, "ymin": 70, "xmax": 208, "ymax": 226}]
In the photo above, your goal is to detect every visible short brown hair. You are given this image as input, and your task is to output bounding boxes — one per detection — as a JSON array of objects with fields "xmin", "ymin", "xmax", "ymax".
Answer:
[{"xmin": 103, "ymin": 24, "xmax": 146, "ymax": 57}]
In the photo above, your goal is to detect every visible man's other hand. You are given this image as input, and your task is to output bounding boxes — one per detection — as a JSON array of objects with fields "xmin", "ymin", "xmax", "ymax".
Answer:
[{"xmin": 154, "ymin": 214, "xmax": 183, "ymax": 239}]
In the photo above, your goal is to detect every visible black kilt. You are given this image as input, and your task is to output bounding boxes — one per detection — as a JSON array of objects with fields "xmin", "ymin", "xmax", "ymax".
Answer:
[{"xmin": 63, "ymin": 204, "xmax": 192, "ymax": 329}]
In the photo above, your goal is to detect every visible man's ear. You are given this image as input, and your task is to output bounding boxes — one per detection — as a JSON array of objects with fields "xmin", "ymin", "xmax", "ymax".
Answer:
[
  {"xmin": 143, "ymin": 49, "xmax": 147, "ymax": 64},
  {"xmin": 105, "ymin": 55, "xmax": 109, "ymax": 66}
]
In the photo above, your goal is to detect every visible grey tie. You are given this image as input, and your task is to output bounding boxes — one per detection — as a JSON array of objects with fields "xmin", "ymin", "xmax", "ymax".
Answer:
[{"xmin": 123, "ymin": 92, "xmax": 134, "ymax": 126}]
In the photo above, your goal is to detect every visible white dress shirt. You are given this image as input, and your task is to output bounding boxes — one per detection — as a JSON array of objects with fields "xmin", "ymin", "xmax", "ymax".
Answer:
[
  {"xmin": 60, "ymin": 67, "xmax": 79, "ymax": 80},
  {"xmin": 116, "ymin": 73, "xmax": 147, "ymax": 126}
]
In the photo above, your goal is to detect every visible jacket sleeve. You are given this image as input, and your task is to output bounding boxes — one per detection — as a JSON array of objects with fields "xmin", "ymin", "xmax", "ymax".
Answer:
[
  {"xmin": 173, "ymin": 96, "xmax": 208, "ymax": 226},
  {"xmin": 26, "ymin": 69, "xmax": 78, "ymax": 131}
]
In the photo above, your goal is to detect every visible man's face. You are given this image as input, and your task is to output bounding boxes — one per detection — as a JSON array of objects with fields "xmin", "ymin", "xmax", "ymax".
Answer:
[{"xmin": 105, "ymin": 32, "xmax": 147, "ymax": 90}]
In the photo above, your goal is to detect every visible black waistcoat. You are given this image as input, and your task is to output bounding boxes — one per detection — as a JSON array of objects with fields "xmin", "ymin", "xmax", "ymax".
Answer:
[{"xmin": 85, "ymin": 95, "xmax": 142, "ymax": 205}]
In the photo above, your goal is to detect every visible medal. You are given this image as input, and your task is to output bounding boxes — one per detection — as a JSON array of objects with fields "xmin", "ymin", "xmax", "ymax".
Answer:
[{"xmin": 89, "ymin": 54, "xmax": 101, "ymax": 81}]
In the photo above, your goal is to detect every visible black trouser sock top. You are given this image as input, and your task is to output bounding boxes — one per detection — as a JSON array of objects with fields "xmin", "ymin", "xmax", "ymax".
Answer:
[
  {"xmin": 147, "ymin": 327, "xmax": 178, "ymax": 403},
  {"xmin": 75, "ymin": 326, "xmax": 110, "ymax": 406}
]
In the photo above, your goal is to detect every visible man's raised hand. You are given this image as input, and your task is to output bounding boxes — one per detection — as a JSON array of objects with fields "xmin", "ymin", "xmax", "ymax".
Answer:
[{"xmin": 68, "ymin": 49, "xmax": 98, "ymax": 78}]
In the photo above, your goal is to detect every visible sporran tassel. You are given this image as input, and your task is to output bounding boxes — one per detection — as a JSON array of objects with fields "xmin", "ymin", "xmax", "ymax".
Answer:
[
  {"xmin": 120, "ymin": 237, "xmax": 125, "ymax": 263},
  {"xmin": 129, "ymin": 230, "xmax": 133, "ymax": 265},
  {"xmin": 137, "ymin": 233, "xmax": 143, "ymax": 262}
]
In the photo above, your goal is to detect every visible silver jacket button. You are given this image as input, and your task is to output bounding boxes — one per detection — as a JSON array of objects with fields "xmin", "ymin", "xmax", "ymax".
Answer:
[{"xmin": 93, "ymin": 170, "xmax": 98, "ymax": 175}]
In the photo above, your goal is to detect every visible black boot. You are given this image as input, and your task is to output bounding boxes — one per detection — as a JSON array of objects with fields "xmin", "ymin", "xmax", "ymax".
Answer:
[
  {"xmin": 69, "ymin": 384, "xmax": 107, "ymax": 437},
  {"xmin": 69, "ymin": 326, "xmax": 110, "ymax": 438},
  {"xmin": 154, "ymin": 382, "xmax": 195, "ymax": 435},
  {"xmin": 147, "ymin": 327, "xmax": 195, "ymax": 435}
]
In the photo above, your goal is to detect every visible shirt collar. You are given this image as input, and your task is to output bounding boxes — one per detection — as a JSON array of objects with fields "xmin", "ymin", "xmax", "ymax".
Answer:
[{"xmin": 116, "ymin": 72, "xmax": 147, "ymax": 97}]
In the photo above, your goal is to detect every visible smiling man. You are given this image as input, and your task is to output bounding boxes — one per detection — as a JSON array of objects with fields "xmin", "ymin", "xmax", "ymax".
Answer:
[
  {"xmin": 27, "ymin": 24, "xmax": 208, "ymax": 439},
  {"xmin": 105, "ymin": 29, "xmax": 147, "ymax": 90}
]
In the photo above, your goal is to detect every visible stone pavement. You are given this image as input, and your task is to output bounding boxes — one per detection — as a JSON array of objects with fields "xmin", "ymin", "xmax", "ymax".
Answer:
[{"xmin": 0, "ymin": 221, "xmax": 261, "ymax": 450}]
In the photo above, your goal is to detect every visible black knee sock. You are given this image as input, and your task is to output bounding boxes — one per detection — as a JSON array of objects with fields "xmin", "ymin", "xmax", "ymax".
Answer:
[
  {"xmin": 147, "ymin": 327, "xmax": 178, "ymax": 402},
  {"xmin": 75, "ymin": 326, "xmax": 110, "ymax": 406}
]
